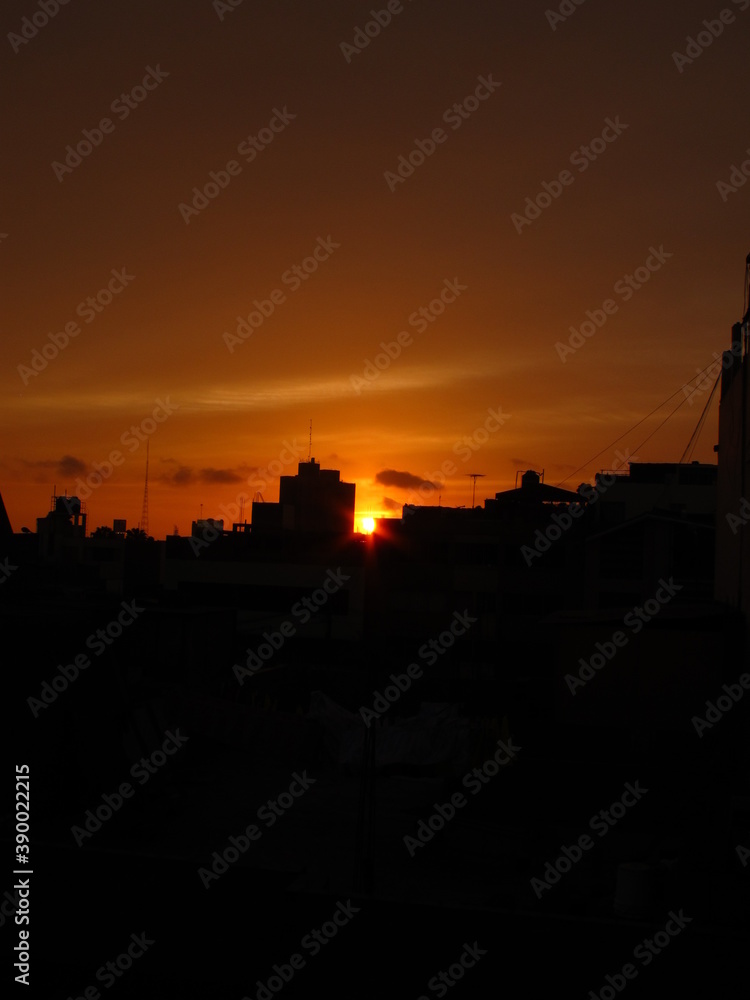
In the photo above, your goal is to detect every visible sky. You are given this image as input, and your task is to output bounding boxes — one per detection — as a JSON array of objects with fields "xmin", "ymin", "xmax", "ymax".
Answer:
[{"xmin": 3, "ymin": 0, "xmax": 749, "ymax": 536}]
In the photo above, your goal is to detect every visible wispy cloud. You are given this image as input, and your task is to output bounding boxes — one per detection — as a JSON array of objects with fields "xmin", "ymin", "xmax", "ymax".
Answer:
[
  {"xmin": 18, "ymin": 455, "xmax": 87, "ymax": 481},
  {"xmin": 158, "ymin": 458, "xmax": 248, "ymax": 487},
  {"xmin": 375, "ymin": 469, "xmax": 438, "ymax": 490}
]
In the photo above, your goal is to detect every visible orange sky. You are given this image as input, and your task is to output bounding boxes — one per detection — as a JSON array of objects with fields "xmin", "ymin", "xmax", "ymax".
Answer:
[{"xmin": 3, "ymin": 0, "xmax": 748, "ymax": 537}]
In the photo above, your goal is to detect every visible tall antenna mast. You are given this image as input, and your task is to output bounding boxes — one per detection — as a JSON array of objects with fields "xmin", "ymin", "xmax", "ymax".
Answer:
[
  {"xmin": 308, "ymin": 418, "xmax": 312, "ymax": 461},
  {"xmin": 466, "ymin": 473, "xmax": 485, "ymax": 508},
  {"xmin": 140, "ymin": 440, "xmax": 150, "ymax": 536}
]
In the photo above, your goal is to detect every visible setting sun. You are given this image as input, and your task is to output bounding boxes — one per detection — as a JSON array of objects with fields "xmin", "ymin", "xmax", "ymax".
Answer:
[{"xmin": 361, "ymin": 517, "xmax": 375, "ymax": 534}]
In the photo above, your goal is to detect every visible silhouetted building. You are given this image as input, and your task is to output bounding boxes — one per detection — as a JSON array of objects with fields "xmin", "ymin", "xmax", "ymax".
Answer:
[
  {"xmin": 486, "ymin": 469, "xmax": 582, "ymax": 511},
  {"xmin": 252, "ymin": 458, "xmax": 355, "ymax": 535},
  {"xmin": 363, "ymin": 486, "xmax": 588, "ymax": 696},
  {"xmin": 0, "ymin": 490, "xmax": 13, "ymax": 545},
  {"xmin": 36, "ymin": 493, "xmax": 87, "ymax": 560},
  {"xmin": 249, "ymin": 502, "xmax": 293, "ymax": 534},
  {"xmin": 588, "ymin": 461, "xmax": 717, "ymax": 530},
  {"xmin": 583, "ymin": 462, "xmax": 717, "ymax": 608},
  {"xmin": 191, "ymin": 517, "xmax": 225, "ymax": 539},
  {"xmin": 716, "ymin": 311, "xmax": 750, "ymax": 629}
]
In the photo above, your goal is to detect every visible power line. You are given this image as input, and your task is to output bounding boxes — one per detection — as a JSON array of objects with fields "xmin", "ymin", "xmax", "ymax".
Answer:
[
  {"xmin": 680, "ymin": 373, "xmax": 721, "ymax": 463},
  {"xmin": 556, "ymin": 357, "xmax": 724, "ymax": 487},
  {"xmin": 629, "ymin": 384, "xmax": 698, "ymax": 457}
]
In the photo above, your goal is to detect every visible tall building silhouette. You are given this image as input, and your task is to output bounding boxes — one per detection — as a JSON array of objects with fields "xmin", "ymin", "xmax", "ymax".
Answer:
[
  {"xmin": 715, "ymin": 307, "xmax": 750, "ymax": 625},
  {"xmin": 252, "ymin": 458, "xmax": 355, "ymax": 535}
]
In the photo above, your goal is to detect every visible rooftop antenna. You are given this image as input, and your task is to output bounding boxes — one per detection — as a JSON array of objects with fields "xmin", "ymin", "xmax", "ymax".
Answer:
[
  {"xmin": 466, "ymin": 473, "xmax": 485, "ymax": 508},
  {"xmin": 308, "ymin": 418, "xmax": 312, "ymax": 461}
]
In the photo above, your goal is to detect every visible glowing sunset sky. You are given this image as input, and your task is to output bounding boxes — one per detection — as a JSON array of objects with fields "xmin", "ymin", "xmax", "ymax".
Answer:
[{"xmin": 3, "ymin": 0, "xmax": 748, "ymax": 536}]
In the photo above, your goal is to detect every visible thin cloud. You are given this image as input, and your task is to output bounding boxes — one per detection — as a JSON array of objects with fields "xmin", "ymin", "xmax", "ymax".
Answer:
[
  {"xmin": 200, "ymin": 467, "xmax": 243, "ymax": 484},
  {"xmin": 158, "ymin": 460, "xmax": 195, "ymax": 486},
  {"xmin": 375, "ymin": 469, "xmax": 438, "ymax": 490},
  {"xmin": 158, "ymin": 459, "xmax": 246, "ymax": 486},
  {"xmin": 20, "ymin": 455, "xmax": 87, "ymax": 481}
]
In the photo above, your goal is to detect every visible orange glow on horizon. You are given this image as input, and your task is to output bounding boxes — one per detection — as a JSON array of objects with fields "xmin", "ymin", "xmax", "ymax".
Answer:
[{"xmin": 1, "ymin": 4, "xmax": 739, "ymax": 543}]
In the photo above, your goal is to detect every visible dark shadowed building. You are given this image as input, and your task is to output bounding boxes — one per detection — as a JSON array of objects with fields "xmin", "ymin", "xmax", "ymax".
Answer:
[
  {"xmin": 252, "ymin": 458, "xmax": 356, "ymax": 535},
  {"xmin": 583, "ymin": 462, "xmax": 717, "ymax": 609},
  {"xmin": 0, "ymin": 489, "xmax": 13, "ymax": 544},
  {"xmin": 715, "ymin": 312, "xmax": 750, "ymax": 633}
]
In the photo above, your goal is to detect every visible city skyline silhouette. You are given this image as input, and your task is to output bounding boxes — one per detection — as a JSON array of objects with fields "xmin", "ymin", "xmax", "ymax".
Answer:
[{"xmin": 6, "ymin": 0, "xmax": 750, "ymax": 995}]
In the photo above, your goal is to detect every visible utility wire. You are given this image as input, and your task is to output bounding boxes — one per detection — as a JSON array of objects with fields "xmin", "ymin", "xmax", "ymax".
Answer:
[
  {"xmin": 556, "ymin": 357, "xmax": 725, "ymax": 487},
  {"xmin": 629, "ymin": 385, "xmax": 698, "ymax": 457},
  {"xmin": 680, "ymin": 373, "xmax": 721, "ymax": 463}
]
